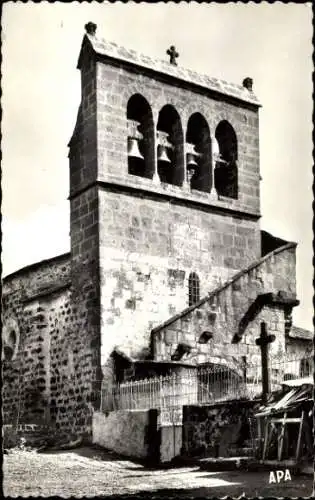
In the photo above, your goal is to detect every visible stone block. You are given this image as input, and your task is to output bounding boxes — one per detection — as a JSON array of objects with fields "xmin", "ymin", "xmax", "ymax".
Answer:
[{"xmin": 164, "ymin": 330, "xmax": 178, "ymax": 345}]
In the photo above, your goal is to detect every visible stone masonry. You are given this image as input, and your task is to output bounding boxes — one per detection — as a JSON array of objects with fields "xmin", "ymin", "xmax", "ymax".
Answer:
[
  {"xmin": 2, "ymin": 255, "xmax": 96, "ymax": 438},
  {"xmin": 151, "ymin": 243, "xmax": 298, "ymax": 367},
  {"xmin": 2, "ymin": 24, "xmax": 312, "ymax": 440},
  {"xmin": 182, "ymin": 400, "xmax": 260, "ymax": 458},
  {"xmin": 71, "ymin": 28, "xmax": 263, "ymax": 368}
]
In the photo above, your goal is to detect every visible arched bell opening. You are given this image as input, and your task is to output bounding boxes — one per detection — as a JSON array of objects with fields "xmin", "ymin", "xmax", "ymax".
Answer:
[
  {"xmin": 214, "ymin": 120, "xmax": 238, "ymax": 199},
  {"xmin": 186, "ymin": 113, "xmax": 212, "ymax": 192},
  {"xmin": 127, "ymin": 94, "xmax": 154, "ymax": 179},
  {"xmin": 156, "ymin": 105, "xmax": 184, "ymax": 186}
]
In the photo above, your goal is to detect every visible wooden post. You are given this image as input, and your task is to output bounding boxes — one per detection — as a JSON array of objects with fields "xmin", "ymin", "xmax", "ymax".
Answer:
[
  {"xmin": 278, "ymin": 412, "xmax": 287, "ymax": 461},
  {"xmin": 256, "ymin": 322, "xmax": 275, "ymax": 404},
  {"xmin": 296, "ymin": 411, "xmax": 305, "ymax": 462},
  {"xmin": 262, "ymin": 420, "xmax": 270, "ymax": 460}
]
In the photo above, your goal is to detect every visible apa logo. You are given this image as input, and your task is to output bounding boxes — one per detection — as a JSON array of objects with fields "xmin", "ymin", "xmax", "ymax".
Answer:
[{"xmin": 269, "ymin": 469, "xmax": 292, "ymax": 483}]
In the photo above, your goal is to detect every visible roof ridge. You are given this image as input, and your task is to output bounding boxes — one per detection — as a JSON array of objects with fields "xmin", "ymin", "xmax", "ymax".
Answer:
[{"xmin": 80, "ymin": 32, "xmax": 261, "ymax": 107}]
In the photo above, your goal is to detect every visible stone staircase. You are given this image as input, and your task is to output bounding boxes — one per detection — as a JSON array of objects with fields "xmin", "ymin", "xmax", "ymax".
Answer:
[
  {"xmin": 176, "ymin": 438, "xmax": 262, "ymax": 471},
  {"xmin": 195, "ymin": 439, "xmax": 260, "ymax": 471}
]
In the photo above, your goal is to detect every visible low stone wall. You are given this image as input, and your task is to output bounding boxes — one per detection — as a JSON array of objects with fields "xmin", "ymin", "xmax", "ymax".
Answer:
[
  {"xmin": 92, "ymin": 409, "xmax": 159, "ymax": 461},
  {"xmin": 182, "ymin": 400, "xmax": 260, "ymax": 458},
  {"xmin": 93, "ymin": 410, "xmax": 184, "ymax": 463}
]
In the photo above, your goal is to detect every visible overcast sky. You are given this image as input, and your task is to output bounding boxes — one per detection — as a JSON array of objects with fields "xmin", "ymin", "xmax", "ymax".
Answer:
[{"xmin": 1, "ymin": 2, "xmax": 313, "ymax": 330}]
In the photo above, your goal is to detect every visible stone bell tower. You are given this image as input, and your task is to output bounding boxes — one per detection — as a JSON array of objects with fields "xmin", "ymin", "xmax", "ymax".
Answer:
[{"xmin": 68, "ymin": 23, "xmax": 262, "ymax": 376}]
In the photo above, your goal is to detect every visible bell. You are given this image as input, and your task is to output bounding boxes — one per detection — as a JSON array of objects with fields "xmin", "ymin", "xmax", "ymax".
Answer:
[
  {"xmin": 157, "ymin": 145, "xmax": 171, "ymax": 163},
  {"xmin": 186, "ymin": 152, "xmax": 199, "ymax": 169},
  {"xmin": 216, "ymin": 154, "xmax": 228, "ymax": 166},
  {"xmin": 127, "ymin": 137, "xmax": 144, "ymax": 160},
  {"xmin": 213, "ymin": 140, "xmax": 227, "ymax": 165}
]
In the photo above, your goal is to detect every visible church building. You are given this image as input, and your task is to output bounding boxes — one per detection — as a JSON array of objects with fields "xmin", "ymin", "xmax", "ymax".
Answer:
[{"xmin": 3, "ymin": 23, "xmax": 312, "ymax": 440}]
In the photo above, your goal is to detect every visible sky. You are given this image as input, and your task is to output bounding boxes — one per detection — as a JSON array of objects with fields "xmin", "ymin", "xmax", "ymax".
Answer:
[{"xmin": 1, "ymin": 2, "xmax": 313, "ymax": 330}]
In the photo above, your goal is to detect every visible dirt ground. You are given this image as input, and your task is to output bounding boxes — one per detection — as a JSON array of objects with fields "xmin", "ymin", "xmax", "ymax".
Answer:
[{"xmin": 3, "ymin": 446, "xmax": 314, "ymax": 498}]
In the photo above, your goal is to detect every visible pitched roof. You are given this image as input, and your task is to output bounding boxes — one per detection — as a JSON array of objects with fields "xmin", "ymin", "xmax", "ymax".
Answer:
[
  {"xmin": 289, "ymin": 326, "xmax": 314, "ymax": 340},
  {"xmin": 2, "ymin": 253, "xmax": 71, "ymax": 283},
  {"xmin": 78, "ymin": 30, "xmax": 261, "ymax": 107},
  {"xmin": 255, "ymin": 384, "xmax": 313, "ymax": 417}
]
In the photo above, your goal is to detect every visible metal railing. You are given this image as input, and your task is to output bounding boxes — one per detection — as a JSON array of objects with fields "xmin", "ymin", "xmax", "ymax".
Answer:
[{"xmin": 101, "ymin": 356, "xmax": 313, "ymax": 413}]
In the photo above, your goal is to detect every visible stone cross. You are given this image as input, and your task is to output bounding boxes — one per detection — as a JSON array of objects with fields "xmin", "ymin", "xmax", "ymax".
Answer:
[
  {"xmin": 255, "ymin": 322, "xmax": 275, "ymax": 404},
  {"xmin": 167, "ymin": 46, "xmax": 179, "ymax": 66}
]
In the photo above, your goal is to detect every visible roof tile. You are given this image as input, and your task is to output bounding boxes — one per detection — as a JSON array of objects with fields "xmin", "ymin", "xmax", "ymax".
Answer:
[{"xmin": 290, "ymin": 326, "xmax": 313, "ymax": 340}]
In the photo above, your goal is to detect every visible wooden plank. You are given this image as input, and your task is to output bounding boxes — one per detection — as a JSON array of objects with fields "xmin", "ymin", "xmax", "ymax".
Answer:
[
  {"xmin": 277, "ymin": 412, "xmax": 286, "ymax": 461},
  {"xmin": 270, "ymin": 417, "xmax": 302, "ymax": 424},
  {"xmin": 303, "ymin": 417, "xmax": 313, "ymax": 456},
  {"xmin": 257, "ymin": 417, "xmax": 262, "ymax": 442},
  {"xmin": 262, "ymin": 421, "xmax": 270, "ymax": 461},
  {"xmin": 263, "ymin": 421, "xmax": 276, "ymax": 461},
  {"xmin": 295, "ymin": 411, "xmax": 305, "ymax": 462},
  {"xmin": 272, "ymin": 388, "xmax": 296, "ymax": 410}
]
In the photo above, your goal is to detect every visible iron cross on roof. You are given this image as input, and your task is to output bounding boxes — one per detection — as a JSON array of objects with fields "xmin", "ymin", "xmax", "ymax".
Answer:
[{"xmin": 167, "ymin": 46, "xmax": 179, "ymax": 66}]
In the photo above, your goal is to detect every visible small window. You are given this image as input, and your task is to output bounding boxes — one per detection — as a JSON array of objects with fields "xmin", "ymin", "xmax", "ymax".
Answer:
[{"xmin": 188, "ymin": 272, "xmax": 200, "ymax": 306}]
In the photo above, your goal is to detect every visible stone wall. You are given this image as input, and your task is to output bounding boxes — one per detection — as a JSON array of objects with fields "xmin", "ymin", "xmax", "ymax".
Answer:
[
  {"xmin": 2, "ymin": 253, "xmax": 98, "ymax": 439},
  {"xmin": 69, "ymin": 185, "xmax": 102, "ymax": 411},
  {"xmin": 69, "ymin": 49, "xmax": 97, "ymax": 196},
  {"xmin": 92, "ymin": 409, "xmax": 182, "ymax": 463},
  {"xmin": 45, "ymin": 291, "xmax": 96, "ymax": 439},
  {"xmin": 2, "ymin": 31, "xmax": 301, "ymax": 445},
  {"xmin": 95, "ymin": 60, "xmax": 261, "ymax": 216},
  {"xmin": 152, "ymin": 243, "xmax": 297, "ymax": 367},
  {"xmin": 92, "ymin": 54, "xmax": 262, "ymax": 367},
  {"xmin": 92, "ymin": 409, "xmax": 159, "ymax": 460},
  {"xmin": 98, "ymin": 190, "xmax": 261, "ymax": 365},
  {"xmin": 182, "ymin": 400, "xmax": 260, "ymax": 458},
  {"xmin": 3, "ymin": 253, "xmax": 70, "ymax": 296},
  {"xmin": 69, "ymin": 44, "xmax": 102, "ymax": 401},
  {"xmin": 67, "ymin": 46, "xmax": 264, "ymax": 371},
  {"xmin": 2, "ymin": 255, "xmax": 70, "ymax": 426}
]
